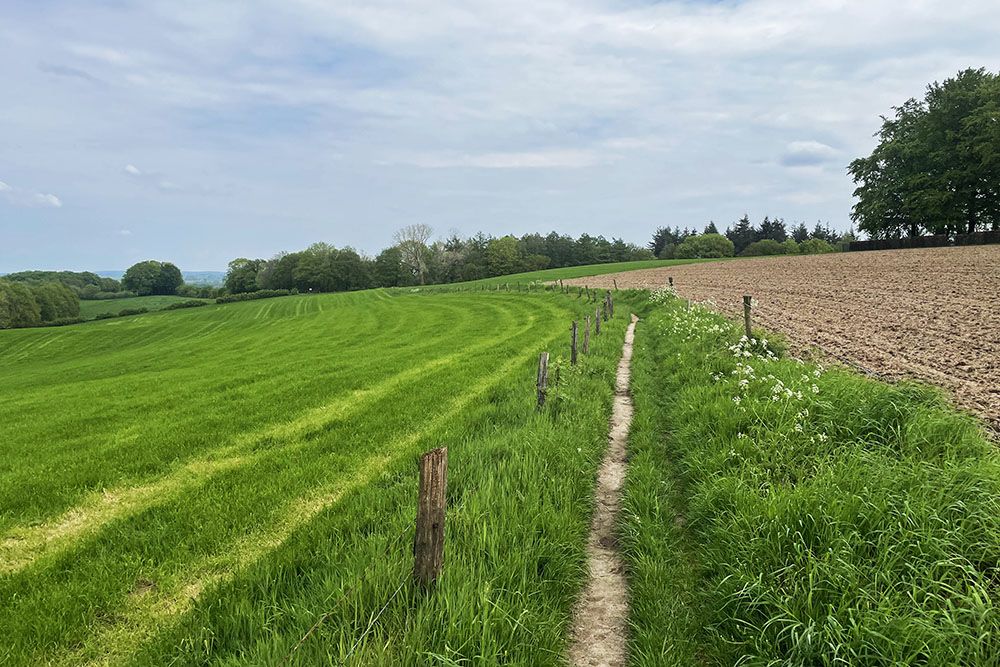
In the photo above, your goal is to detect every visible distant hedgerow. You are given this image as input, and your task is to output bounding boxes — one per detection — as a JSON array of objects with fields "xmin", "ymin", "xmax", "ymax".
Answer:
[
  {"xmin": 163, "ymin": 300, "xmax": 209, "ymax": 311},
  {"xmin": 215, "ymin": 289, "xmax": 294, "ymax": 304}
]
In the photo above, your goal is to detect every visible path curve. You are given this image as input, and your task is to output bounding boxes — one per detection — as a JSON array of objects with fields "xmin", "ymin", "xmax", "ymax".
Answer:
[{"xmin": 568, "ymin": 313, "xmax": 638, "ymax": 667}]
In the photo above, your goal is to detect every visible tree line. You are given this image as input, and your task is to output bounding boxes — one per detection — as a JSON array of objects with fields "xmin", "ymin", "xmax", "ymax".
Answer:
[
  {"xmin": 849, "ymin": 68, "xmax": 1000, "ymax": 239},
  {"xmin": 223, "ymin": 227, "xmax": 654, "ymax": 294},
  {"xmin": 0, "ymin": 280, "xmax": 80, "ymax": 329},
  {"xmin": 649, "ymin": 216, "xmax": 851, "ymax": 259}
]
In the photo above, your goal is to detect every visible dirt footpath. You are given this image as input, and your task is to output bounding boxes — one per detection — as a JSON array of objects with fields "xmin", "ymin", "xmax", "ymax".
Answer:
[{"xmin": 565, "ymin": 246, "xmax": 1000, "ymax": 433}]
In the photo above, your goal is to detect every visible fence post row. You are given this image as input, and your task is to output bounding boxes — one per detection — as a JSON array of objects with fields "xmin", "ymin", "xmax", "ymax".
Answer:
[
  {"xmin": 743, "ymin": 295, "xmax": 753, "ymax": 339},
  {"xmin": 414, "ymin": 447, "xmax": 448, "ymax": 587},
  {"xmin": 537, "ymin": 352, "xmax": 549, "ymax": 409},
  {"xmin": 570, "ymin": 320, "xmax": 578, "ymax": 365}
]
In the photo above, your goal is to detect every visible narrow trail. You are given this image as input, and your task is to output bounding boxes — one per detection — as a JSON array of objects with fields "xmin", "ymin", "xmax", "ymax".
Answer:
[{"xmin": 568, "ymin": 313, "xmax": 638, "ymax": 667}]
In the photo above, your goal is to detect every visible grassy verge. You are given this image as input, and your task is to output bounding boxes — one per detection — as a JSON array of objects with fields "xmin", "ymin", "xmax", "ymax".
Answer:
[{"xmin": 623, "ymin": 290, "xmax": 1000, "ymax": 665}]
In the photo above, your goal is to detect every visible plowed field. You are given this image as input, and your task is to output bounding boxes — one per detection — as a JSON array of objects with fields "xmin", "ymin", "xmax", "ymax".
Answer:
[{"xmin": 566, "ymin": 245, "xmax": 1000, "ymax": 432}]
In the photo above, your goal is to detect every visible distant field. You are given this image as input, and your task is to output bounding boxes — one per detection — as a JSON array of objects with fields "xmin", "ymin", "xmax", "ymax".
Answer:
[
  {"xmin": 0, "ymin": 289, "xmax": 634, "ymax": 665},
  {"xmin": 78, "ymin": 295, "xmax": 211, "ymax": 319},
  {"xmin": 464, "ymin": 257, "xmax": 721, "ymax": 286}
]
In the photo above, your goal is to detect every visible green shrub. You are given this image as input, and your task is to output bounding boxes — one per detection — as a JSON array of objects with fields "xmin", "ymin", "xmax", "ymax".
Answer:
[
  {"xmin": 799, "ymin": 238, "xmax": 835, "ymax": 254},
  {"xmin": 40, "ymin": 317, "xmax": 86, "ymax": 327},
  {"xmin": 740, "ymin": 239, "xmax": 787, "ymax": 256},
  {"xmin": 163, "ymin": 300, "xmax": 209, "ymax": 311},
  {"xmin": 215, "ymin": 289, "xmax": 292, "ymax": 304},
  {"xmin": 781, "ymin": 238, "xmax": 799, "ymax": 254},
  {"xmin": 674, "ymin": 233, "xmax": 735, "ymax": 259},
  {"xmin": 117, "ymin": 307, "xmax": 149, "ymax": 317}
]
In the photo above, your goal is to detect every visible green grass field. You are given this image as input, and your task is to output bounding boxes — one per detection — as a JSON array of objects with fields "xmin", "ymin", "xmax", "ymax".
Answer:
[
  {"xmin": 0, "ymin": 289, "xmax": 636, "ymax": 665},
  {"xmin": 78, "ymin": 295, "xmax": 211, "ymax": 319},
  {"xmin": 4, "ymin": 277, "xmax": 997, "ymax": 666}
]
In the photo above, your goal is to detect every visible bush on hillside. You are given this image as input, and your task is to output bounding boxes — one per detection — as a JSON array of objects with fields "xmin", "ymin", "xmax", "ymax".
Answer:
[
  {"xmin": 740, "ymin": 239, "xmax": 787, "ymax": 256},
  {"xmin": 41, "ymin": 317, "xmax": 86, "ymax": 327},
  {"xmin": 163, "ymin": 300, "xmax": 209, "ymax": 311},
  {"xmin": 215, "ymin": 289, "xmax": 294, "ymax": 304},
  {"xmin": 674, "ymin": 234, "xmax": 735, "ymax": 259},
  {"xmin": 799, "ymin": 238, "xmax": 836, "ymax": 254},
  {"xmin": 82, "ymin": 289, "xmax": 137, "ymax": 300}
]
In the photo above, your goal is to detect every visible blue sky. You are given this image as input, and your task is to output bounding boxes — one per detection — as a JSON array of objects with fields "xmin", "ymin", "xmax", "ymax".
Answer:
[{"xmin": 1, "ymin": 0, "xmax": 998, "ymax": 272}]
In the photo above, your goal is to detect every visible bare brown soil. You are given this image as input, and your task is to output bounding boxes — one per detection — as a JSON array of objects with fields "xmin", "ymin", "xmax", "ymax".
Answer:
[
  {"xmin": 568, "ymin": 314, "xmax": 638, "ymax": 667},
  {"xmin": 566, "ymin": 246, "xmax": 1000, "ymax": 433}
]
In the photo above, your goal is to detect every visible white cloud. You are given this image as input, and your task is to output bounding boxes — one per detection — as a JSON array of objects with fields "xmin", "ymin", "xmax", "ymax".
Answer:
[
  {"xmin": 124, "ymin": 164, "xmax": 142, "ymax": 175},
  {"xmin": 0, "ymin": 179, "xmax": 63, "ymax": 208},
  {"xmin": 780, "ymin": 141, "xmax": 841, "ymax": 167},
  {"xmin": 34, "ymin": 193, "xmax": 63, "ymax": 208},
  {"xmin": 119, "ymin": 228, "xmax": 132, "ymax": 236}
]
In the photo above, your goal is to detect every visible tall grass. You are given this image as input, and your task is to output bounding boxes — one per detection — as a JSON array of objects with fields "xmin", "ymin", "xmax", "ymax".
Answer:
[
  {"xmin": 623, "ymin": 291, "xmax": 1000, "ymax": 665},
  {"xmin": 0, "ymin": 289, "xmax": 639, "ymax": 665}
]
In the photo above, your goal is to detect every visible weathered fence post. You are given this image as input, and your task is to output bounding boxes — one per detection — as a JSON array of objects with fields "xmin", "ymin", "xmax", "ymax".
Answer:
[
  {"xmin": 595, "ymin": 307, "xmax": 601, "ymax": 335},
  {"xmin": 608, "ymin": 293, "xmax": 614, "ymax": 318},
  {"xmin": 743, "ymin": 295, "xmax": 753, "ymax": 339},
  {"xmin": 583, "ymin": 316, "xmax": 591, "ymax": 354},
  {"xmin": 571, "ymin": 320, "xmax": 578, "ymax": 365},
  {"xmin": 414, "ymin": 447, "xmax": 448, "ymax": 587},
  {"xmin": 613, "ymin": 278, "xmax": 618, "ymax": 291},
  {"xmin": 602, "ymin": 302, "xmax": 608, "ymax": 322},
  {"xmin": 668, "ymin": 276, "xmax": 674, "ymax": 288},
  {"xmin": 536, "ymin": 352, "xmax": 549, "ymax": 409}
]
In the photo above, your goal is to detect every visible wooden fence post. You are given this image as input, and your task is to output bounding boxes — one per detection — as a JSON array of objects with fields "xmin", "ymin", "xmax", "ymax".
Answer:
[
  {"xmin": 414, "ymin": 447, "xmax": 448, "ymax": 587},
  {"xmin": 570, "ymin": 320, "xmax": 578, "ymax": 365},
  {"xmin": 613, "ymin": 278, "xmax": 618, "ymax": 291},
  {"xmin": 608, "ymin": 293, "xmax": 614, "ymax": 318},
  {"xmin": 537, "ymin": 352, "xmax": 549, "ymax": 409},
  {"xmin": 602, "ymin": 302, "xmax": 608, "ymax": 322},
  {"xmin": 595, "ymin": 307, "xmax": 601, "ymax": 335},
  {"xmin": 668, "ymin": 277, "xmax": 673, "ymax": 288},
  {"xmin": 743, "ymin": 295, "xmax": 753, "ymax": 339},
  {"xmin": 583, "ymin": 316, "xmax": 591, "ymax": 354}
]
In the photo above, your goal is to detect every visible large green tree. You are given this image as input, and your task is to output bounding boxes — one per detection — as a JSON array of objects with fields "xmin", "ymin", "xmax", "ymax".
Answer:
[
  {"xmin": 224, "ymin": 258, "xmax": 264, "ymax": 294},
  {"xmin": 849, "ymin": 68, "xmax": 1000, "ymax": 238},
  {"xmin": 0, "ymin": 281, "xmax": 42, "ymax": 328},
  {"xmin": 122, "ymin": 260, "xmax": 183, "ymax": 295}
]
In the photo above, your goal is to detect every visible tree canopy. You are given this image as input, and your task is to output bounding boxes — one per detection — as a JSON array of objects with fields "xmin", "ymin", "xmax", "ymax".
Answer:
[
  {"xmin": 0, "ymin": 280, "xmax": 80, "ymax": 329},
  {"xmin": 122, "ymin": 261, "xmax": 184, "ymax": 296},
  {"xmin": 849, "ymin": 68, "xmax": 1000, "ymax": 238}
]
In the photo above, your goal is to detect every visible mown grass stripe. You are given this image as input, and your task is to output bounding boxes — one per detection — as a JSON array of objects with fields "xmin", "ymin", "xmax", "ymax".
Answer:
[{"xmin": 0, "ymin": 298, "xmax": 555, "ymax": 575}]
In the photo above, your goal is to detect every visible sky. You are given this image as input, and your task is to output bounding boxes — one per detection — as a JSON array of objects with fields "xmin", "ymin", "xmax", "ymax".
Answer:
[{"xmin": 1, "ymin": 0, "xmax": 998, "ymax": 272}]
